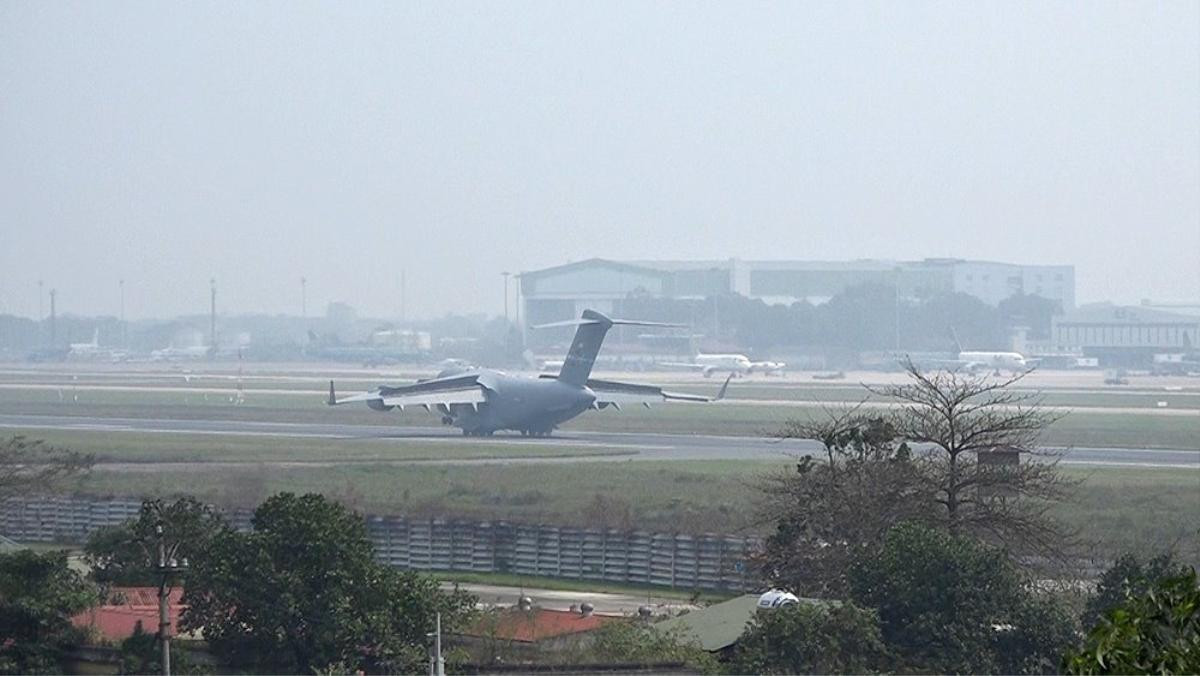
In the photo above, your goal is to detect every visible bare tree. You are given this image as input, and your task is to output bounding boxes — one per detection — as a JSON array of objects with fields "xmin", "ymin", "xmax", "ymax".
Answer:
[
  {"xmin": 867, "ymin": 359, "xmax": 1078, "ymax": 559},
  {"xmin": 0, "ymin": 435, "xmax": 93, "ymax": 502},
  {"xmin": 759, "ymin": 362, "xmax": 1078, "ymax": 594}
]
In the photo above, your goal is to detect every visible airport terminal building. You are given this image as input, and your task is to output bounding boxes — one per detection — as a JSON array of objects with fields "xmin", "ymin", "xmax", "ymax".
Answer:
[{"xmin": 519, "ymin": 257, "xmax": 1075, "ymax": 328}]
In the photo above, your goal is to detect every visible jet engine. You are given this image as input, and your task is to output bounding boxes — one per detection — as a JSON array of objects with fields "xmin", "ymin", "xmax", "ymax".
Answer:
[{"xmin": 367, "ymin": 399, "xmax": 395, "ymax": 412}]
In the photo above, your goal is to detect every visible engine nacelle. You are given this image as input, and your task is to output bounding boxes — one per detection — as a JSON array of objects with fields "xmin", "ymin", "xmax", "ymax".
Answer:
[{"xmin": 367, "ymin": 399, "xmax": 395, "ymax": 412}]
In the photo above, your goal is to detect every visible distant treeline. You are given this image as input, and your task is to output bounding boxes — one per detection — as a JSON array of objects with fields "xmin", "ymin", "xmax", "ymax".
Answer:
[
  {"xmin": 0, "ymin": 284, "xmax": 1060, "ymax": 361},
  {"xmin": 614, "ymin": 283, "xmax": 1062, "ymax": 354}
]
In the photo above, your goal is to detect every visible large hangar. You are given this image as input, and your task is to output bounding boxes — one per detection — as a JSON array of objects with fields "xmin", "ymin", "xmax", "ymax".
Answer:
[
  {"xmin": 1048, "ymin": 303, "xmax": 1200, "ymax": 367},
  {"xmin": 519, "ymin": 257, "xmax": 1075, "ymax": 330}
]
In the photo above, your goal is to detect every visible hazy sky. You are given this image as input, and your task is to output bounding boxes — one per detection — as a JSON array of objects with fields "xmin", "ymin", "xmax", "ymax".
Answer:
[{"xmin": 2, "ymin": 1, "xmax": 1197, "ymax": 320}]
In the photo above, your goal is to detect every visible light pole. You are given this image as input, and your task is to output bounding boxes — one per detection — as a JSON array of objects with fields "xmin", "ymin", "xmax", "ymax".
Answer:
[
  {"xmin": 427, "ymin": 612, "xmax": 445, "ymax": 676},
  {"xmin": 155, "ymin": 523, "xmax": 188, "ymax": 676},
  {"xmin": 209, "ymin": 278, "xmax": 217, "ymax": 351},
  {"xmin": 119, "ymin": 279, "xmax": 126, "ymax": 349},
  {"xmin": 501, "ymin": 272, "xmax": 511, "ymax": 359}
]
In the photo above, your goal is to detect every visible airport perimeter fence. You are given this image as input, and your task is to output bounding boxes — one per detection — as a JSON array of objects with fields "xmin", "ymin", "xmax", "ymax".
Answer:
[{"xmin": 0, "ymin": 495, "xmax": 760, "ymax": 591}]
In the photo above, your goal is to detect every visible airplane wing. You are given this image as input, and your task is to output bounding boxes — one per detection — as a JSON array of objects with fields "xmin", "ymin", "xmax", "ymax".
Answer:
[
  {"xmin": 327, "ymin": 374, "xmax": 489, "ymax": 410},
  {"xmin": 585, "ymin": 374, "xmax": 731, "ymax": 409}
]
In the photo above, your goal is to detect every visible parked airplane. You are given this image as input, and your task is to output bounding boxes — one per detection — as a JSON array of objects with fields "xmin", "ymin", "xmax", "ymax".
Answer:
[
  {"xmin": 329, "ymin": 310, "xmax": 731, "ymax": 436},
  {"xmin": 68, "ymin": 329, "xmax": 101, "ymax": 356},
  {"xmin": 663, "ymin": 353, "xmax": 786, "ymax": 377},
  {"xmin": 150, "ymin": 344, "xmax": 212, "ymax": 361},
  {"xmin": 68, "ymin": 329, "xmax": 127, "ymax": 362},
  {"xmin": 930, "ymin": 329, "xmax": 1033, "ymax": 373}
]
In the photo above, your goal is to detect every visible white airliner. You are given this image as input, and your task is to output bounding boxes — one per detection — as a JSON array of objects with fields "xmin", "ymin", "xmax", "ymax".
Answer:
[
  {"xmin": 954, "ymin": 350, "xmax": 1031, "ymax": 372},
  {"xmin": 68, "ymin": 329, "xmax": 101, "ymax": 356},
  {"xmin": 935, "ymin": 329, "xmax": 1034, "ymax": 373},
  {"xmin": 664, "ymin": 353, "xmax": 787, "ymax": 377},
  {"xmin": 150, "ymin": 344, "xmax": 212, "ymax": 361}
]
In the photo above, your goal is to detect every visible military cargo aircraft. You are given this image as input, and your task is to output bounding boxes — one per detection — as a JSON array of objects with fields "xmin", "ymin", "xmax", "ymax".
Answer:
[{"xmin": 328, "ymin": 309, "xmax": 730, "ymax": 436}]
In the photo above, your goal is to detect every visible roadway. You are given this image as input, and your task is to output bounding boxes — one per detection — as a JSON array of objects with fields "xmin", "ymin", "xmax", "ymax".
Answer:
[{"xmin": 0, "ymin": 414, "xmax": 1195, "ymax": 469}]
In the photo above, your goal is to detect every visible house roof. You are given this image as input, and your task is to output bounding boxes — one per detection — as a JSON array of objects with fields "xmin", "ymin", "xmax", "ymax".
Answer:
[
  {"xmin": 462, "ymin": 608, "xmax": 617, "ymax": 643},
  {"xmin": 72, "ymin": 586, "xmax": 186, "ymax": 641},
  {"xmin": 654, "ymin": 594, "xmax": 760, "ymax": 652}
]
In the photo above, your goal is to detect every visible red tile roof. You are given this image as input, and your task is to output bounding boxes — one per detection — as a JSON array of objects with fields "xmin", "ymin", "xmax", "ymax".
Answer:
[
  {"xmin": 464, "ymin": 608, "xmax": 616, "ymax": 643},
  {"xmin": 73, "ymin": 586, "xmax": 186, "ymax": 641}
]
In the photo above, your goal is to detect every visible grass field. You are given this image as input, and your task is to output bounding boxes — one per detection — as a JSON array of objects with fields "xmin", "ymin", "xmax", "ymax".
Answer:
[
  {"xmin": 73, "ymin": 460, "xmax": 1199, "ymax": 562},
  {"xmin": 0, "ymin": 428, "xmax": 633, "ymax": 464}
]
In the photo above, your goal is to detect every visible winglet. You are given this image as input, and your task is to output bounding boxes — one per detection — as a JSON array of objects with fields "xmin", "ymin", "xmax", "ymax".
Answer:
[
  {"xmin": 328, "ymin": 380, "xmax": 336, "ymax": 406},
  {"xmin": 715, "ymin": 374, "xmax": 733, "ymax": 402}
]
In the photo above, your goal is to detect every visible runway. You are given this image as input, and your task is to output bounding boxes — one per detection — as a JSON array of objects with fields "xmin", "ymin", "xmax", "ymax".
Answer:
[{"xmin": 0, "ymin": 414, "xmax": 1195, "ymax": 469}]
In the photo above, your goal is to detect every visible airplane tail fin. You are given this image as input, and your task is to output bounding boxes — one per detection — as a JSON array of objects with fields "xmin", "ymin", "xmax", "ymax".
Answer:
[{"xmin": 536, "ymin": 310, "xmax": 683, "ymax": 387}]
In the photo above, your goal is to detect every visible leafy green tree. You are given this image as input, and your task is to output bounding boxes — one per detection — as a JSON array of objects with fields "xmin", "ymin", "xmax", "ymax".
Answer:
[
  {"xmin": 84, "ymin": 497, "xmax": 230, "ymax": 586},
  {"xmin": 1065, "ymin": 568, "xmax": 1199, "ymax": 674},
  {"xmin": 759, "ymin": 411, "xmax": 935, "ymax": 596},
  {"xmin": 0, "ymin": 549, "xmax": 99, "ymax": 674},
  {"xmin": 727, "ymin": 601, "xmax": 888, "ymax": 674},
  {"xmin": 849, "ymin": 522, "xmax": 1075, "ymax": 674},
  {"xmin": 182, "ymin": 492, "xmax": 475, "ymax": 674},
  {"xmin": 1082, "ymin": 552, "xmax": 1191, "ymax": 629},
  {"xmin": 574, "ymin": 621, "xmax": 716, "ymax": 672}
]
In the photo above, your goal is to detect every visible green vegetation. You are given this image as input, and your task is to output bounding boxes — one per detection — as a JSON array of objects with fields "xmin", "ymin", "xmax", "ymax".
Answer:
[
  {"xmin": 849, "ymin": 523, "xmax": 1077, "ymax": 674},
  {"xmin": 0, "ymin": 428, "xmax": 633, "ymax": 464},
  {"xmin": 0, "ymin": 549, "xmax": 99, "ymax": 674},
  {"xmin": 81, "ymin": 460, "xmax": 769, "ymax": 532},
  {"xmin": 727, "ymin": 601, "xmax": 889, "ymax": 674},
  {"xmin": 435, "ymin": 571, "xmax": 733, "ymax": 603},
  {"xmin": 1066, "ymin": 567, "xmax": 1199, "ymax": 674},
  {"xmin": 71, "ymin": 461, "xmax": 1198, "ymax": 563},
  {"xmin": 182, "ymin": 493, "xmax": 475, "ymax": 674}
]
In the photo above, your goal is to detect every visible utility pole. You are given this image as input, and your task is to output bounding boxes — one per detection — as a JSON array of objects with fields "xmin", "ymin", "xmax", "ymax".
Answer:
[
  {"xmin": 514, "ymin": 272, "xmax": 523, "ymax": 346},
  {"xmin": 894, "ymin": 267, "xmax": 901, "ymax": 352},
  {"xmin": 49, "ymin": 288, "xmax": 57, "ymax": 347},
  {"xmin": 155, "ymin": 523, "xmax": 188, "ymax": 676},
  {"xmin": 300, "ymin": 276, "xmax": 307, "ymax": 319},
  {"xmin": 209, "ymin": 278, "xmax": 217, "ymax": 351},
  {"xmin": 119, "ymin": 279, "xmax": 126, "ymax": 349},
  {"xmin": 428, "ymin": 612, "xmax": 445, "ymax": 676},
  {"xmin": 501, "ymin": 272, "xmax": 511, "ymax": 360}
]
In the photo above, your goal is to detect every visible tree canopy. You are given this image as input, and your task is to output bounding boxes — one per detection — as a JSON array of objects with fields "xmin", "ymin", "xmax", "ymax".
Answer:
[
  {"xmin": 726, "ymin": 600, "xmax": 888, "ymax": 674},
  {"xmin": 1066, "ymin": 567, "xmax": 1199, "ymax": 674},
  {"xmin": 84, "ymin": 497, "xmax": 230, "ymax": 587},
  {"xmin": 848, "ymin": 522, "xmax": 1075, "ymax": 674},
  {"xmin": 0, "ymin": 549, "xmax": 99, "ymax": 674},
  {"xmin": 181, "ymin": 492, "xmax": 475, "ymax": 674}
]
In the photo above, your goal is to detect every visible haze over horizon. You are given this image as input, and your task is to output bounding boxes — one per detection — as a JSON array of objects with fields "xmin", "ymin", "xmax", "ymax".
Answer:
[{"xmin": 2, "ymin": 1, "xmax": 1197, "ymax": 321}]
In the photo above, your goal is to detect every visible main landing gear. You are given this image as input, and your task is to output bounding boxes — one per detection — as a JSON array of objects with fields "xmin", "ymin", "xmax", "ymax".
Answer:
[{"xmin": 519, "ymin": 428, "xmax": 553, "ymax": 438}]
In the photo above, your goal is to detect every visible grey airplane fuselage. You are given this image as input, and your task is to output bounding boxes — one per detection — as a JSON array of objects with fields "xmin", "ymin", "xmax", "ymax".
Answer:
[{"xmin": 435, "ymin": 368, "xmax": 595, "ymax": 436}]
